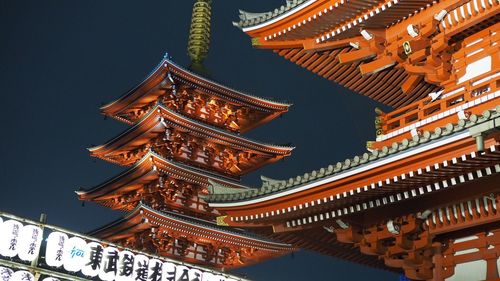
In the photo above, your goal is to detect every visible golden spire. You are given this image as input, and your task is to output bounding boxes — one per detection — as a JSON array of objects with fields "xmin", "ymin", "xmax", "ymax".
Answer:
[{"xmin": 187, "ymin": 0, "xmax": 212, "ymax": 73}]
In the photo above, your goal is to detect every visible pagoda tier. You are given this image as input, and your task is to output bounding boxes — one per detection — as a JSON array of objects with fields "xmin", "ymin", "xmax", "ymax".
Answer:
[
  {"xmin": 205, "ymin": 106, "xmax": 500, "ymax": 279},
  {"xmin": 101, "ymin": 55, "xmax": 291, "ymax": 133},
  {"xmin": 81, "ymin": 52, "xmax": 293, "ymax": 270},
  {"xmin": 78, "ymin": 151, "xmax": 254, "ymax": 219},
  {"xmin": 234, "ymin": 0, "xmax": 500, "ymax": 107},
  {"xmin": 89, "ymin": 103, "xmax": 293, "ymax": 178},
  {"xmin": 89, "ymin": 204, "xmax": 295, "ymax": 269}
]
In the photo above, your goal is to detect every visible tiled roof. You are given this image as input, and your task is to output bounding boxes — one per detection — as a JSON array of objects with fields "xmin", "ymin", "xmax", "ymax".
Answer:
[
  {"xmin": 101, "ymin": 53, "xmax": 291, "ymax": 116},
  {"xmin": 232, "ymin": 0, "xmax": 311, "ymax": 28},
  {"xmin": 205, "ymin": 105, "xmax": 500, "ymax": 203},
  {"xmin": 90, "ymin": 203, "xmax": 294, "ymax": 248}
]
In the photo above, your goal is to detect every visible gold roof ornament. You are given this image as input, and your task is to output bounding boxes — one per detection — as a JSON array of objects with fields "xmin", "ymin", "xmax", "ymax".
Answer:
[{"xmin": 187, "ymin": 0, "xmax": 212, "ymax": 75}]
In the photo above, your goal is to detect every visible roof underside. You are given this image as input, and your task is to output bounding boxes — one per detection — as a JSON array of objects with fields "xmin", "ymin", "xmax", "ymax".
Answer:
[
  {"xmin": 100, "ymin": 55, "xmax": 291, "ymax": 126},
  {"xmin": 234, "ymin": 0, "xmax": 452, "ymax": 108},
  {"xmin": 90, "ymin": 204, "xmax": 294, "ymax": 251},
  {"xmin": 274, "ymin": 46, "xmax": 439, "ymax": 108},
  {"xmin": 79, "ymin": 151, "xmax": 249, "ymax": 201},
  {"xmin": 237, "ymin": 0, "xmax": 436, "ymax": 41}
]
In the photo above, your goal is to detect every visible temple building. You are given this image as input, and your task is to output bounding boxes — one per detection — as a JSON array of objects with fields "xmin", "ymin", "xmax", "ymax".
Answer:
[
  {"xmin": 76, "ymin": 0, "xmax": 295, "ymax": 273},
  {"xmin": 204, "ymin": 1, "xmax": 500, "ymax": 280}
]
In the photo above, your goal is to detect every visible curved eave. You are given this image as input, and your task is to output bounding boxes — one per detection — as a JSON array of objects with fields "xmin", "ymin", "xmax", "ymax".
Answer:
[
  {"xmin": 208, "ymin": 106, "xmax": 500, "ymax": 208},
  {"xmin": 100, "ymin": 56, "xmax": 167, "ymax": 117},
  {"xmin": 100, "ymin": 55, "xmax": 291, "ymax": 121},
  {"xmin": 90, "ymin": 203, "xmax": 295, "ymax": 251},
  {"xmin": 77, "ymin": 151, "xmax": 252, "ymax": 201},
  {"xmin": 166, "ymin": 58, "xmax": 292, "ymax": 110},
  {"xmin": 90, "ymin": 104, "xmax": 294, "ymax": 160},
  {"xmin": 238, "ymin": 0, "xmax": 436, "ymax": 42},
  {"xmin": 236, "ymin": 0, "xmax": 317, "ymax": 33}
]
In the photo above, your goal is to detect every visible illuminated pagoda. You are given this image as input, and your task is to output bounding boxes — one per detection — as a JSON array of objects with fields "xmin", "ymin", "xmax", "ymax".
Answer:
[
  {"xmin": 205, "ymin": 0, "xmax": 500, "ymax": 280},
  {"xmin": 77, "ymin": 0, "xmax": 295, "ymax": 271}
]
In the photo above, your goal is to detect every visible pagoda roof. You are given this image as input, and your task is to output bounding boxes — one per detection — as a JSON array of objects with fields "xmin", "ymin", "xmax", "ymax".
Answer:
[
  {"xmin": 89, "ymin": 103, "xmax": 293, "ymax": 175},
  {"xmin": 88, "ymin": 203, "xmax": 295, "ymax": 268},
  {"xmin": 90, "ymin": 203, "xmax": 292, "ymax": 247},
  {"xmin": 205, "ymin": 105, "xmax": 500, "ymax": 207},
  {"xmin": 91, "ymin": 103, "xmax": 293, "ymax": 159},
  {"xmin": 77, "ymin": 150, "xmax": 251, "ymax": 203},
  {"xmin": 101, "ymin": 54, "xmax": 291, "ymax": 125}
]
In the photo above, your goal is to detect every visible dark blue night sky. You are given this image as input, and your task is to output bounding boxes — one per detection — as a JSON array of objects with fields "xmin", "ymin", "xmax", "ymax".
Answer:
[{"xmin": 1, "ymin": 1, "xmax": 396, "ymax": 280}]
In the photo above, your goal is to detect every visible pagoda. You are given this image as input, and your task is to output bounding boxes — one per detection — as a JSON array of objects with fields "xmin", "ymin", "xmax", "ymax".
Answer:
[
  {"xmin": 77, "ymin": 0, "xmax": 295, "ymax": 271},
  {"xmin": 203, "ymin": 1, "xmax": 500, "ymax": 280}
]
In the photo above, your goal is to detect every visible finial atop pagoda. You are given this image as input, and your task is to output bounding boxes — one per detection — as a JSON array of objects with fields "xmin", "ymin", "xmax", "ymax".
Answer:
[{"xmin": 187, "ymin": 0, "xmax": 212, "ymax": 75}]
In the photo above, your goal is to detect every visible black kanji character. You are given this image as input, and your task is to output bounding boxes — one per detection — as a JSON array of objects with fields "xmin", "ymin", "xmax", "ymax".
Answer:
[
  {"xmin": 119, "ymin": 254, "xmax": 135, "ymax": 277},
  {"xmin": 86, "ymin": 245, "xmax": 104, "ymax": 270},
  {"xmin": 134, "ymin": 260, "xmax": 148, "ymax": 281},
  {"xmin": 103, "ymin": 250, "xmax": 119, "ymax": 274}
]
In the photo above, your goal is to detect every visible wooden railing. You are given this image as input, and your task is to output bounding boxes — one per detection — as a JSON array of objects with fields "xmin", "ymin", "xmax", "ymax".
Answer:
[{"xmin": 374, "ymin": 23, "xmax": 499, "ymax": 147}]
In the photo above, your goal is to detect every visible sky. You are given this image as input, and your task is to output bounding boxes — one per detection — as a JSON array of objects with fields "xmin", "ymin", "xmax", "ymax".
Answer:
[{"xmin": 0, "ymin": 1, "xmax": 396, "ymax": 280}]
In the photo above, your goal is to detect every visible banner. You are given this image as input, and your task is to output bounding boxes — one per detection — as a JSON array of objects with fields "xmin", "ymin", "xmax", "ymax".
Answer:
[{"xmin": 0, "ymin": 216, "xmax": 245, "ymax": 281}]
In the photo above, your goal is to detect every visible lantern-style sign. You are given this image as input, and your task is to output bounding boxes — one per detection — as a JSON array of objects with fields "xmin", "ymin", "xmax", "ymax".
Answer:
[
  {"xmin": 200, "ymin": 272, "xmax": 214, "ymax": 281},
  {"xmin": 0, "ymin": 220, "xmax": 23, "ymax": 258},
  {"xmin": 82, "ymin": 242, "xmax": 103, "ymax": 277},
  {"xmin": 175, "ymin": 265, "xmax": 189, "ymax": 281},
  {"xmin": 132, "ymin": 254, "xmax": 149, "ymax": 281},
  {"xmin": 147, "ymin": 259, "xmax": 163, "ymax": 281},
  {"xmin": 188, "ymin": 268, "xmax": 202, "ymax": 281},
  {"xmin": 10, "ymin": 271, "xmax": 34, "ymax": 281},
  {"xmin": 116, "ymin": 250, "xmax": 135, "ymax": 281},
  {"xmin": 41, "ymin": 277, "xmax": 60, "ymax": 281},
  {"xmin": 162, "ymin": 262, "xmax": 176, "ymax": 281},
  {"xmin": 17, "ymin": 224, "xmax": 43, "ymax": 262},
  {"xmin": 62, "ymin": 236, "xmax": 87, "ymax": 272},
  {"xmin": 0, "ymin": 266, "xmax": 13, "ymax": 281},
  {"xmin": 46, "ymin": 232, "xmax": 69, "ymax": 268},
  {"xmin": 99, "ymin": 246, "xmax": 119, "ymax": 281}
]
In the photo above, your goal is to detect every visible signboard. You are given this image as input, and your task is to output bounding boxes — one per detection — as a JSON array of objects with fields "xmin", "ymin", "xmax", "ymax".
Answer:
[{"xmin": 0, "ymin": 214, "xmax": 246, "ymax": 281}]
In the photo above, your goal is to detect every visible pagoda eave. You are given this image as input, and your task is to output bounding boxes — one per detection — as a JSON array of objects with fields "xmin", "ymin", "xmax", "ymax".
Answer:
[
  {"xmin": 78, "ymin": 151, "xmax": 251, "ymax": 203},
  {"xmin": 89, "ymin": 204, "xmax": 295, "ymax": 269},
  {"xmin": 90, "ymin": 104, "xmax": 293, "ymax": 176},
  {"xmin": 100, "ymin": 56, "xmax": 291, "ymax": 131}
]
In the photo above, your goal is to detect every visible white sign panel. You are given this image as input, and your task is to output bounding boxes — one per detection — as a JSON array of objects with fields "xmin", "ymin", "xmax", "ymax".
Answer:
[
  {"xmin": 212, "ymin": 275, "xmax": 227, "ymax": 281},
  {"xmin": 62, "ymin": 236, "xmax": 87, "ymax": 272},
  {"xmin": 188, "ymin": 268, "xmax": 202, "ymax": 281},
  {"xmin": 45, "ymin": 232, "xmax": 68, "ymax": 268},
  {"xmin": 9, "ymin": 271, "xmax": 34, "ymax": 281},
  {"xmin": 0, "ymin": 217, "xmax": 243, "ymax": 281},
  {"xmin": 99, "ymin": 246, "xmax": 119, "ymax": 281},
  {"xmin": 0, "ymin": 266, "xmax": 13, "ymax": 281},
  {"xmin": 0, "ymin": 220, "xmax": 23, "ymax": 258},
  {"xmin": 82, "ymin": 242, "xmax": 103, "ymax": 277},
  {"xmin": 116, "ymin": 250, "xmax": 135, "ymax": 281},
  {"xmin": 132, "ymin": 254, "xmax": 149, "ymax": 281},
  {"xmin": 17, "ymin": 225, "xmax": 43, "ymax": 262},
  {"xmin": 162, "ymin": 262, "xmax": 176, "ymax": 281},
  {"xmin": 201, "ymin": 272, "xmax": 214, "ymax": 281},
  {"xmin": 175, "ymin": 265, "xmax": 189, "ymax": 281},
  {"xmin": 147, "ymin": 259, "xmax": 163, "ymax": 281}
]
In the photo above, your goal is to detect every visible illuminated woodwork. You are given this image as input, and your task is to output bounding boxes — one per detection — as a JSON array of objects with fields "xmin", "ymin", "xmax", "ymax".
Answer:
[
  {"xmin": 203, "ymin": 1, "xmax": 500, "ymax": 279},
  {"xmin": 78, "ymin": 54, "xmax": 294, "ymax": 269}
]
